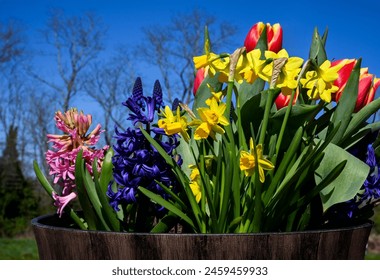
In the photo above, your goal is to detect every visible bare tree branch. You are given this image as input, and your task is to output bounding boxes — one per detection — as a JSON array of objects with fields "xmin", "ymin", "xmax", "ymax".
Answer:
[
  {"xmin": 137, "ymin": 8, "xmax": 237, "ymax": 104},
  {"xmin": 83, "ymin": 47, "xmax": 137, "ymax": 145},
  {"xmin": 35, "ymin": 9, "xmax": 107, "ymax": 111},
  {"xmin": 0, "ymin": 21, "xmax": 24, "ymax": 64}
]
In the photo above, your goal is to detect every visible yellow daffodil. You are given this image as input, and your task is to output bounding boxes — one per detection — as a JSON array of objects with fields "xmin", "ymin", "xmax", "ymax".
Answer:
[
  {"xmin": 239, "ymin": 138, "xmax": 274, "ymax": 182},
  {"xmin": 205, "ymin": 84, "xmax": 224, "ymax": 106},
  {"xmin": 265, "ymin": 49, "xmax": 304, "ymax": 95},
  {"xmin": 193, "ymin": 52, "xmax": 220, "ymax": 69},
  {"xmin": 300, "ymin": 60, "xmax": 344, "ymax": 102},
  {"xmin": 189, "ymin": 165, "xmax": 200, "ymax": 181},
  {"xmin": 190, "ymin": 181, "xmax": 202, "ymax": 203},
  {"xmin": 188, "ymin": 165, "xmax": 202, "ymax": 203},
  {"xmin": 239, "ymin": 49, "xmax": 271, "ymax": 84},
  {"xmin": 193, "ymin": 99, "xmax": 229, "ymax": 140},
  {"xmin": 193, "ymin": 53, "xmax": 230, "ymax": 82},
  {"xmin": 158, "ymin": 105, "xmax": 190, "ymax": 142}
]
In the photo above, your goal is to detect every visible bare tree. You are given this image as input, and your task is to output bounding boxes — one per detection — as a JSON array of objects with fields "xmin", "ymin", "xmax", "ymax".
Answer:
[
  {"xmin": 84, "ymin": 47, "xmax": 137, "ymax": 145},
  {"xmin": 138, "ymin": 9, "xmax": 237, "ymax": 104},
  {"xmin": 30, "ymin": 9, "xmax": 107, "ymax": 112},
  {"xmin": 0, "ymin": 21, "xmax": 24, "ymax": 65},
  {"xmin": 0, "ymin": 20, "xmax": 28, "ymax": 166},
  {"xmin": 26, "ymin": 88, "xmax": 56, "ymax": 174}
]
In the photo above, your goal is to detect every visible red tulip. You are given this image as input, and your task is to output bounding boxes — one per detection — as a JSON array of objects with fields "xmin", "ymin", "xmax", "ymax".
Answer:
[
  {"xmin": 331, "ymin": 59, "xmax": 356, "ymax": 101},
  {"xmin": 193, "ymin": 67, "xmax": 207, "ymax": 96},
  {"xmin": 275, "ymin": 90, "xmax": 298, "ymax": 109},
  {"xmin": 355, "ymin": 73, "xmax": 379, "ymax": 112},
  {"xmin": 332, "ymin": 59, "xmax": 379, "ymax": 112},
  {"xmin": 244, "ymin": 22, "xmax": 283, "ymax": 53}
]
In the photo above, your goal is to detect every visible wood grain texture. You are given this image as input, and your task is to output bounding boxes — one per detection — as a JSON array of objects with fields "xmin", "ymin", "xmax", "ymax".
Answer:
[{"xmin": 31, "ymin": 214, "xmax": 372, "ymax": 260}]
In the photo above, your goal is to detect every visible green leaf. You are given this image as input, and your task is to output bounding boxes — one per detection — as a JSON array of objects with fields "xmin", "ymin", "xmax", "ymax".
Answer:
[
  {"xmin": 155, "ymin": 180, "xmax": 188, "ymax": 211},
  {"xmin": 82, "ymin": 161, "xmax": 111, "ymax": 231},
  {"xmin": 292, "ymin": 160, "xmax": 347, "ymax": 211},
  {"xmin": 309, "ymin": 27, "xmax": 327, "ymax": 65},
  {"xmin": 255, "ymin": 24, "xmax": 268, "ymax": 55},
  {"xmin": 92, "ymin": 160, "xmax": 120, "ymax": 232},
  {"xmin": 138, "ymin": 186, "xmax": 196, "ymax": 230},
  {"xmin": 341, "ymin": 97, "xmax": 380, "ymax": 144},
  {"xmin": 239, "ymin": 90, "xmax": 264, "ymax": 138},
  {"xmin": 140, "ymin": 127, "xmax": 203, "ymax": 231},
  {"xmin": 271, "ymin": 104, "xmax": 320, "ymax": 128},
  {"xmin": 236, "ymin": 79, "xmax": 266, "ymax": 108},
  {"xmin": 33, "ymin": 161, "xmax": 55, "ymax": 196},
  {"xmin": 150, "ymin": 212, "xmax": 180, "ymax": 233},
  {"xmin": 99, "ymin": 148, "xmax": 114, "ymax": 194},
  {"xmin": 175, "ymin": 137, "xmax": 197, "ymax": 178},
  {"xmin": 330, "ymin": 58, "xmax": 361, "ymax": 144},
  {"xmin": 315, "ymin": 143, "xmax": 369, "ymax": 211},
  {"xmin": 74, "ymin": 150, "xmax": 98, "ymax": 230},
  {"xmin": 263, "ymin": 126, "xmax": 303, "ymax": 204},
  {"xmin": 339, "ymin": 121, "xmax": 380, "ymax": 149},
  {"xmin": 228, "ymin": 216, "xmax": 243, "ymax": 232}
]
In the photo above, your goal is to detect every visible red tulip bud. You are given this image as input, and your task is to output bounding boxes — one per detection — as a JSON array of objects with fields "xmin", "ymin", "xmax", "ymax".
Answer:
[
  {"xmin": 331, "ymin": 59, "xmax": 356, "ymax": 101},
  {"xmin": 193, "ymin": 67, "xmax": 207, "ymax": 96},
  {"xmin": 244, "ymin": 22, "xmax": 283, "ymax": 53},
  {"xmin": 355, "ymin": 73, "xmax": 378, "ymax": 112},
  {"xmin": 275, "ymin": 91, "xmax": 298, "ymax": 109}
]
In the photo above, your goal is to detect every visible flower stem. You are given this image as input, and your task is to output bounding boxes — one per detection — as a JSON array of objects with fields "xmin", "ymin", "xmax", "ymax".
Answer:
[
  {"xmin": 258, "ymin": 90, "xmax": 275, "ymax": 145},
  {"xmin": 273, "ymin": 88, "xmax": 297, "ymax": 165}
]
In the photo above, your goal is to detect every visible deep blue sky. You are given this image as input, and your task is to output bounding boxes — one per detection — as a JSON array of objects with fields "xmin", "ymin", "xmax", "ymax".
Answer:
[{"xmin": 1, "ymin": 0, "xmax": 380, "ymax": 102}]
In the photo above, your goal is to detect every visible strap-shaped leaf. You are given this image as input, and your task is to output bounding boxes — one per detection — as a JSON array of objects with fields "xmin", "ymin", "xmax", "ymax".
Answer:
[
  {"xmin": 138, "ymin": 186, "xmax": 196, "ymax": 230},
  {"xmin": 33, "ymin": 161, "xmax": 55, "ymax": 196},
  {"xmin": 330, "ymin": 58, "xmax": 361, "ymax": 144},
  {"xmin": 99, "ymin": 148, "xmax": 114, "ymax": 194},
  {"xmin": 92, "ymin": 160, "xmax": 120, "ymax": 232},
  {"xmin": 150, "ymin": 212, "xmax": 180, "ymax": 233},
  {"xmin": 74, "ymin": 150, "xmax": 99, "ymax": 230},
  {"xmin": 341, "ymin": 97, "xmax": 380, "ymax": 144},
  {"xmin": 309, "ymin": 27, "xmax": 327, "ymax": 65}
]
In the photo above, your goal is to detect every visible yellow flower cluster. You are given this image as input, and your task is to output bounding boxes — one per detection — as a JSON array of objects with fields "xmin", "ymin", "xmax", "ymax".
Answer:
[
  {"xmin": 193, "ymin": 47, "xmax": 344, "ymax": 102},
  {"xmin": 158, "ymin": 93, "xmax": 229, "ymax": 141}
]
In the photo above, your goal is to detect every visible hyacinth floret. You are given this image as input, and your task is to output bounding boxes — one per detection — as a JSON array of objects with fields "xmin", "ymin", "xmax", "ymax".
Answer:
[{"xmin": 108, "ymin": 78, "xmax": 182, "ymax": 212}]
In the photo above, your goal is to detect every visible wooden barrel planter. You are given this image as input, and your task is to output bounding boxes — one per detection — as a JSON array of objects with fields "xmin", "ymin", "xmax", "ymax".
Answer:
[{"xmin": 32, "ymin": 214, "xmax": 372, "ymax": 260}]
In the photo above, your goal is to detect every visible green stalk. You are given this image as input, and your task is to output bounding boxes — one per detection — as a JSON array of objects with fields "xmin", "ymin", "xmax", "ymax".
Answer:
[
  {"xmin": 273, "ymin": 88, "xmax": 297, "ymax": 166},
  {"xmin": 224, "ymin": 49, "xmax": 242, "ymax": 220},
  {"xmin": 69, "ymin": 209, "xmax": 87, "ymax": 230},
  {"xmin": 251, "ymin": 137, "xmax": 263, "ymax": 232},
  {"xmin": 258, "ymin": 90, "xmax": 275, "ymax": 145},
  {"xmin": 272, "ymin": 59, "xmax": 311, "ymax": 166}
]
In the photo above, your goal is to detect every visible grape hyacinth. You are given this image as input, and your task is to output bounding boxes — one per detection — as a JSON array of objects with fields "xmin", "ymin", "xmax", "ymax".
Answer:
[
  {"xmin": 107, "ymin": 78, "xmax": 182, "ymax": 213},
  {"xmin": 45, "ymin": 108, "xmax": 109, "ymax": 217}
]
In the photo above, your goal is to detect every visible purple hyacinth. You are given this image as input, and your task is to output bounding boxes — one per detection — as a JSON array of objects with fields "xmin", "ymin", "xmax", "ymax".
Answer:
[
  {"xmin": 358, "ymin": 144, "xmax": 380, "ymax": 205},
  {"xmin": 107, "ymin": 78, "xmax": 182, "ymax": 212},
  {"xmin": 122, "ymin": 77, "xmax": 161, "ymax": 125}
]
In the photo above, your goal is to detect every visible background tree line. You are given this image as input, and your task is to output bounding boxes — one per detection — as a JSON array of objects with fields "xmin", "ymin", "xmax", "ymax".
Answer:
[{"xmin": 0, "ymin": 8, "xmax": 237, "ymax": 236}]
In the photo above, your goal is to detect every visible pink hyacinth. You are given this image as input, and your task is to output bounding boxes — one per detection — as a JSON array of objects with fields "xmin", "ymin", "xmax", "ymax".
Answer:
[{"xmin": 46, "ymin": 108, "xmax": 109, "ymax": 215}]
